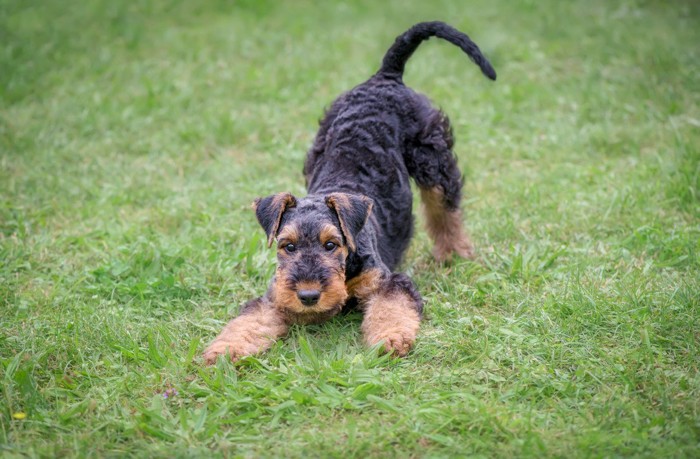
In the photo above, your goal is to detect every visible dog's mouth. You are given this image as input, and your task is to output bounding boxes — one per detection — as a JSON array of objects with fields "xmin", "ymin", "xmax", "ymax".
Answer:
[
  {"xmin": 273, "ymin": 280, "xmax": 347, "ymax": 318},
  {"xmin": 292, "ymin": 292, "xmax": 339, "ymax": 317},
  {"xmin": 269, "ymin": 269, "xmax": 349, "ymax": 322},
  {"xmin": 292, "ymin": 281, "xmax": 347, "ymax": 316},
  {"xmin": 276, "ymin": 289, "xmax": 344, "ymax": 325}
]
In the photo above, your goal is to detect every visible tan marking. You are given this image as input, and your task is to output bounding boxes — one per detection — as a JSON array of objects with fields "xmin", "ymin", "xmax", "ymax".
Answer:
[
  {"xmin": 346, "ymin": 268, "xmax": 384, "ymax": 301},
  {"xmin": 202, "ymin": 298, "xmax": 289, "ymax": 364},
  {"xmin": 361, "ymin": 289, "xmax": 421, "ymax": 357},
  {"xmin": 336, "ymin": 245, "xmax": 349, "ymax": 262},
  {"xmin": 317, "ymin": 267, "xmax": 349, "ymax": 314},
  {"xmin": 319, "ymin": 224, "xmax": 342, "ymax": 245},
  {"xmin": 286, "ymin": 308, "xmax": 341, "ymax": 325},
  {"xmin": 269, "ymin": 269, "xmax": 299, "ymax": 311},
  {"xmin": 269, "ymin": 267, "xmax": 348, "ymax": 323},
  {"xmin": 420, "ymin": 187, "xmax": 475, "ymax": 261},
  {"xmin": 276, "ymin": 223, "xmax": 300, "ymax": 248}
]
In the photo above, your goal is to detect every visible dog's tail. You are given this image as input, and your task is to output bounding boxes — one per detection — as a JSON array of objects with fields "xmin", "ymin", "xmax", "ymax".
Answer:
[{"xmin": 377, "ymin": 21, "xmax": 496, "ymax": 81}]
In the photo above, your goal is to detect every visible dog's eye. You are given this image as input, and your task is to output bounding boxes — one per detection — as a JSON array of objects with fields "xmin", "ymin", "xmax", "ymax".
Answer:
[
  {"xmin": 284, "ymin": 243, "xmax": 297, "ymax": 253},
  {"xmin": 323, "ymin": 241, "xmax": 336, "ymax": 251}
]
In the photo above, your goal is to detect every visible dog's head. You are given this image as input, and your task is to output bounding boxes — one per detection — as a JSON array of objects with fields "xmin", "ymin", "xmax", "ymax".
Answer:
[{"xmin": 253, "ymin": 192, "xmax": 373, "ymax": 321}]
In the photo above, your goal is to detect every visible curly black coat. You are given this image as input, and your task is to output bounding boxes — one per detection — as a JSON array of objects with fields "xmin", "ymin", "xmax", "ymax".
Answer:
[{"xmin": 303, "ymin": 21, "xmax": 496, "ymax": 272}]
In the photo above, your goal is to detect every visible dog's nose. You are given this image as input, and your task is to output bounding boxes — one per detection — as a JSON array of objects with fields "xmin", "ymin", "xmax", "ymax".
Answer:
[{"xmin": 297, "ymin": 289, "xmax": 321, "ymax": 306}]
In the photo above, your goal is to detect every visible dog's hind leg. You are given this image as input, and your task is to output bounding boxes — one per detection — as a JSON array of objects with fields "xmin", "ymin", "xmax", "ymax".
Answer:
[{"xmin": 405, "ymin": 108, "xmax": 475, "ymax": 261}]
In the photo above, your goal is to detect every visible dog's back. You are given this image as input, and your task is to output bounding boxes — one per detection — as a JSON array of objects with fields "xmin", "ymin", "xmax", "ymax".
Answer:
[{"xmin": 304, "ymin": 22, "xmax": 496, "ymax": 267}]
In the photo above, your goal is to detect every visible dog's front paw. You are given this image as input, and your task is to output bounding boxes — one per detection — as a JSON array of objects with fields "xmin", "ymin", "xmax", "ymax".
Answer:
[
  {"xmin": 202, "ymin": 340, "xmax": 242, "ymax": 365},
  {"xmin": 365, "ymin": 328, "xmax": 416, "ymax": 357},
  {"xmin": 202, "ymin": 330, "xmax": 282, "ymax": 365},
  {"xmin": 201, "ymin": 299, "xmax": 290, "ymax": 365}
]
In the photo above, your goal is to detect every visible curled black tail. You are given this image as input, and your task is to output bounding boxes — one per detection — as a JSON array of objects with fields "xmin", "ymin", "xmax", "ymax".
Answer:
[{"xmin": 379, "ymin": 21, "xmax": 496, "ymax": 80}]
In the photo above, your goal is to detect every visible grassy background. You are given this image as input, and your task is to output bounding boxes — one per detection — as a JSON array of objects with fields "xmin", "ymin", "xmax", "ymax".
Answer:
[{"xmin": 1, "ymin": 0, "xmax": 699, "ymax": 457}]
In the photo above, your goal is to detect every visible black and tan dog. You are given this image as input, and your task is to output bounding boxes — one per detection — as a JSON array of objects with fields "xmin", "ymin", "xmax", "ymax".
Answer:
[{"xmin": 203, "ymin": 22, "xmax": 495, "ymax": 363}]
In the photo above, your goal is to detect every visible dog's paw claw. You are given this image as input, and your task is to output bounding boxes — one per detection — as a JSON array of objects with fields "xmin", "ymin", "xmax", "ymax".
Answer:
[
  {"xmin": 367, "ymin": 331, "xmax": 415, "ymax": 357},
  {"xmin": 202, "ymin": 341, "xmax": 239, "ymax": 365}
]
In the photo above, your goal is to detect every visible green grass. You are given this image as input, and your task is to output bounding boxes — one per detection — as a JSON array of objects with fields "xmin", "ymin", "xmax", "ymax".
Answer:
[{"xmin": 2, "ymin": 0, "xmax": 699, "ymax": 456}]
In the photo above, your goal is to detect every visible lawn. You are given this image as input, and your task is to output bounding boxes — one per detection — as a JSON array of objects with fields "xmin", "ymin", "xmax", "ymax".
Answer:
[{"xmin": 1, "ymin": 0, "xmax": 699, "ymax": 457}]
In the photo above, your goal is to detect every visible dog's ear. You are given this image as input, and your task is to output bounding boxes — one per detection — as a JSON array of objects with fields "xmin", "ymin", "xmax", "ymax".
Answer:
[
  {"xmin": 325, "ymin": 193, "xmax": 373, "ymax": 252},
  {"xmin": 253, "ymin": 192, "xmax": 297, "ymax": 247}
]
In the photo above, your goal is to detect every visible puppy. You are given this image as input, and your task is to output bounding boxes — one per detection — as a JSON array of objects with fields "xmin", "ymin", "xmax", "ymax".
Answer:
[{"xmin": 203, "ymin": 21, "xmax": 495, "ymax": 363}]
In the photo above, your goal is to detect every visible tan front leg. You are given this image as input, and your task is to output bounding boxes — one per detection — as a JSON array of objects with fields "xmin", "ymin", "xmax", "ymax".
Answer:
[
  {"xmin": 360, "ymin": 278, "xmax": 422, "ymax": 357},
  {"xmin": 203, "ymin": 297, "xmax": 289, "ymax": 364}
]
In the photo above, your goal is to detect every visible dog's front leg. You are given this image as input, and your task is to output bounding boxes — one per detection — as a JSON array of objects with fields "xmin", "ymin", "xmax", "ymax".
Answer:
[
  {"xmin": 360, "ymin": 273, "xmax": 423, "ymax": 357},
  {"xmin": 203, "ymin": 297, "xmax": 289, "ymax": 364}
]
